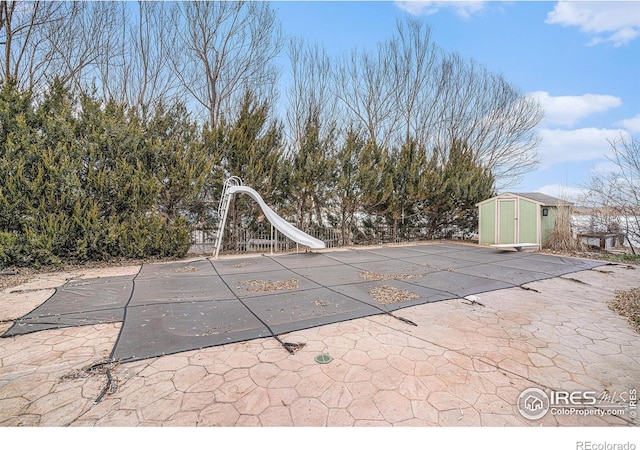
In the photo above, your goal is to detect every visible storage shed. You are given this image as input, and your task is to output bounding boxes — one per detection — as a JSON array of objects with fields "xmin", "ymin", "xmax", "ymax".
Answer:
[{"xmin": 477, "ymin": 192, "xmax": 571, "ymax": 249}]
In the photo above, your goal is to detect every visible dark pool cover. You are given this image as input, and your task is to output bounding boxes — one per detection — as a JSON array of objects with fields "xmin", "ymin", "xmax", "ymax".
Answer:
[{"xmin": 2, "ymin": 244, "xmax": 606, "ymax": 362}]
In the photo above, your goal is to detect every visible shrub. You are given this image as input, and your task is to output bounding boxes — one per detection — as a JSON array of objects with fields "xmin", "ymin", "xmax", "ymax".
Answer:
[
  {"xmin": 0, "ymin": 81, "xmax": 210, "ymax": 268},
  {"xmin": 0, "ymin": 232, "xmax": 19, "ymax": 268}
]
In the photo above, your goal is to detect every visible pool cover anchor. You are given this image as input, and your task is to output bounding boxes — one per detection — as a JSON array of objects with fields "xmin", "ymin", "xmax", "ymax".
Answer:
[
  {"xmin": 283, "ymin": 342, "xmax": 306, "ymax": 354},
  {"xmin": 272, "ymin": 335, "xmax": 306, "ymax": 355},
  {"xmin": 462, "ymin": 295, "xmax": 485, "ymax": 307},
  {"xmin": 390, "ymin": 314, "xmax": 418, "ymax": 327},
  {"xmin": 94, "ymin": 369, "xmax": 116, "ymax": 404},
  {"xmin": 520, "ymin": 285, "xmax": 540, "ymax": 293},
  {"xmin": 61, "ymin": 358, "xmax": 121, "ymax": 404}
]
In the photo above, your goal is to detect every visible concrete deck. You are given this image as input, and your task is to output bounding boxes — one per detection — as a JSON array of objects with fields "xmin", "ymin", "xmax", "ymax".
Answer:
[{"xmin": 0, "ymin": 246, "xmax": 638, "ymax": 427}]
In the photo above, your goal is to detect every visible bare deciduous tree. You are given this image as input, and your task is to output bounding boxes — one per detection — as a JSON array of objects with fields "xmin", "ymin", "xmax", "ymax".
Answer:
[
  {"xmin": 332, "ymin": 17, "xmax": 542, "ymax": 188},
  {"xmin": 0, "ymin": 1, "xmax": 119, "ymax": 94},
  {"xmin": 586, "ymin": 137, "xmax": 640, "ymax": 252},
  {"xmin": 334, "ymin": 40, "xmax": 398, "ymax": 148},
  {"xmin": 389, "ymin": 18, "xmax": 440, "ymax": 147},
  {"xmin": 171, "ymin": 1, "xmax": 282, "ymax": 129},
  {"xmin": 431, "ymin": 53, "xmax": 542, "ymax": 187},
  {"xmin": 1, "ymin": 1, "xmax": 68, "ymax": 88},
  {"xmin": 286, "ymin": 37, "xmax": 336, "ymax": 152},
  {"xmin": 98, "ymin": 1, "xmax": 178, "ymax": 120},
  {"xmin": 285, "ymin": 38, "xmax": 338, "ymax": 226}
]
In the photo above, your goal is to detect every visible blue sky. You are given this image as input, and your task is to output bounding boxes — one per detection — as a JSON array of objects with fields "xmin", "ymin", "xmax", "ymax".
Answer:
[{"xmin": 274, "ymin": 1, "xmax": 640, "ymax": 201}]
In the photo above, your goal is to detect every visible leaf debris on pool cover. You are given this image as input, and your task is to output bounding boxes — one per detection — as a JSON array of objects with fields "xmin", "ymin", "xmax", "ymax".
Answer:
[
  {"xmin": 174, "ymin": 265, "xmax": 198, "ymax": 273},
  {"xmin": 232, "ymin": 262, "xmax": 253, "ymax": 269},
  {"xmin": 359, "ymin": 270, "xmax": 421, "ymax": 281},
  {"xmin": 369, "ymin": 285, "xmax": 419, "ymax": 304},
  {"xmin": 424, "ymin": 263, "xmax": 456, "ymax": 272},
  {"xmin": 238, "ymin": 278, "xmax": 298, "ymax": 292}
]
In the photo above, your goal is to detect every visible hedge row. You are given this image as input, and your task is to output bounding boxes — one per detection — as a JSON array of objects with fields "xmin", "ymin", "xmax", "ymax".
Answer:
[{"xmin": 0, "ymin": 80, "xmax": 210, "ymax": 267}]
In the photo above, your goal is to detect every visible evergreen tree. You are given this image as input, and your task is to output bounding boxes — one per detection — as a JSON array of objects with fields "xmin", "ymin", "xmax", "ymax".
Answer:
[
  {"xmin": 357, "ymin": 140, "xmax": 391, "ymax": 218},
  {"xmin": 205, "ymin": 91, "xmax": 284, "ymax": 248},
  {"xmin": 423, "ymin": 139, "xmax": 495, "ymax": 239},
  {"xmin": 332, "ymin": 127, "xmax": 363, "ymax": 245},
  {"xmin": 0, "ymin": 80, "xmax": 207, "ymax": 267},
  {"xmin": 284, "ymin": 110, "xmax": 336, "ymax": 228},
  {"xmin": 145, "ymin": 101, "xmax": 212, "ymax": 222},
  {"xmin": 383, "ymin": 139, "xmax": 428, "ymax": 241}
]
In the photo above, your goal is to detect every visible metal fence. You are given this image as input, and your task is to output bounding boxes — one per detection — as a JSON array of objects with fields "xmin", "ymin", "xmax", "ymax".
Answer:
[
  {"xmin": 189, "ymin": 225, "xmax": 341, "ymax": 256},
  {"xmin": 188, "ymin": 222, "xmax": 447, "ymax": 256}
]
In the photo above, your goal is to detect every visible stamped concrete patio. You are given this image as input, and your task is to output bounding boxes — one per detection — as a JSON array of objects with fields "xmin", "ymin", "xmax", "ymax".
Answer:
[{"xmin": 0, "ymin": 243, "xmax": 638, "ymax": 427}]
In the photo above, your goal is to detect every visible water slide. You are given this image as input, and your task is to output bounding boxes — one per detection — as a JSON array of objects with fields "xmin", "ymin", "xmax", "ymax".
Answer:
[{"xmin": 227, "ymin": 185, "xmax": 326, "ymax": 249}]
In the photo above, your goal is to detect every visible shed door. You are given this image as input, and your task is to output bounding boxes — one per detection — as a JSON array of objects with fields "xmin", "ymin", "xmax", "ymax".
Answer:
[
  {"xmin": 518, "ymin": 199, "xmax": 538, "ymax": 244},
  {"xmin": 498, "ymin": 199, "xmax": 516, "ymax": 244}
]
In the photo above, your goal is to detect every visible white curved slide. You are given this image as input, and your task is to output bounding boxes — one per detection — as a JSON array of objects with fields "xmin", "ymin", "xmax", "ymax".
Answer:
[{"xmin": 227, "ymin": 185, "xmax": 326, "ymax": 249}]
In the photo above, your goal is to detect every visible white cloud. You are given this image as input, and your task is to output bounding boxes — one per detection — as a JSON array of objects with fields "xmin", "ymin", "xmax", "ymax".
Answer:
[
  {"xmin": 602, "ymin": 26, "xmax": 640, "ymax": 46},
  {"xmin": 591, "ymin": 160, "xmax": 621, "ymax": 176},
  {"xmin": 395, "ymin": 1, "xmax": 487, "ymax": 19},
  {"xmin": 536, "ymin": 184, "xmax": 590, "ymax": 203},
  {"xmin": 619, "ymin": 114, "xmax": 640, "ymax": 134},
  {"xmin": 537, "ymin": 127, "xmax": 630, "ymax": 167},
  {"xmin": 395, "ymin": 1, "xmax": 439, "ymax": 16},
  {"xmin": 546, "ymin": 2, "xmax": 640, "ymax": 46},
  {"xmin": 529, "ymin": 91, "xmax": 622, "ymax": 127}
]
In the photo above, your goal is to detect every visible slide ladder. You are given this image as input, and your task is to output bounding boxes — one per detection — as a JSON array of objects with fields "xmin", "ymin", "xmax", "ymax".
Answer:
[
  {"xmin": 212, "ymin": 176, "xmax": 325, "ymax": 258},
  {"xmin": 212, "ymin": 176, "xmax": 242, "ymax": 258}
]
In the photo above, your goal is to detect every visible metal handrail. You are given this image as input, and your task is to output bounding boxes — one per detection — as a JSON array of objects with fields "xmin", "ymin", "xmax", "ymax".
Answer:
[{"xmin": 213, "ymin": 176, "xmax": 243, "ymax": 258}]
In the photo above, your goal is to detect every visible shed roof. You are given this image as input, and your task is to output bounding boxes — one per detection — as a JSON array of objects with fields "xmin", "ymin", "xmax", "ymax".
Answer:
[
  {"xmin": 477, "ymin": 192, "xmax": 573, "ymax": 207},
  {"xmin": 506, "ymin": 192, "xmax": 573, "ymax": 206}
]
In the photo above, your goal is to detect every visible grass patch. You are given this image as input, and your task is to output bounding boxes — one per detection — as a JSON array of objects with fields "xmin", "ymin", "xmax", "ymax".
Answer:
[
  {"xmin": 595, "ymin": 253, "xmax": 640, "ymax": 265},
  {"xmin": 609, "ymin": 287, "xmax": 640, "ymax": 334}
]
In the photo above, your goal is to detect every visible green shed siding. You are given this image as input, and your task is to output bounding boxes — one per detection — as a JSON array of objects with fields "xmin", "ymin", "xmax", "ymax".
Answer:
[
  {"xmin": 478, "ymin": 193, "xmax": 566, "ymax": 248},
  {"xmin": 479, "ymin": 200, "xmax": 496, "ymax": 245},
  {"xmin": 498, "ymin": 200, "xmax": 516, "ymax": 244},
  {"xmin": 518, "ymin": 199, "xmax": 538, "ymax": 243},
  {"xmin": 541, "ymin": 206, "xmax": 558, "ymax": 245}
]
